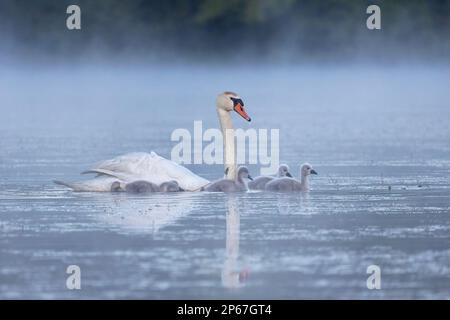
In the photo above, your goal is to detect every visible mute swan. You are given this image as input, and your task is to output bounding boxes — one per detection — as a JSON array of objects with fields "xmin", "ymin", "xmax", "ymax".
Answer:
[
  {"xmin": 111, "ymin": 180, "xmax": 182, "ymax": 193},
  {"xmin": 265, "ymin": 163, "xmax": 317, "ymax": 192},
  {"xmin": 248, "ymin": 164, "xmax": 292, "ymax": 190},
  {"xmin": 203, "ymin": 166, "xmax": 253, "ymax": 192},
  {"xmin": 53, "ymin": 92, "xmax": 251, "ymax": 192}
]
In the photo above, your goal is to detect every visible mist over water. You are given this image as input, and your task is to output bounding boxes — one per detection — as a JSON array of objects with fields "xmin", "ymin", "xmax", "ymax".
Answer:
[{"xmin": 1, "ymin": 0, "xmax": 449, "ymax": 65}]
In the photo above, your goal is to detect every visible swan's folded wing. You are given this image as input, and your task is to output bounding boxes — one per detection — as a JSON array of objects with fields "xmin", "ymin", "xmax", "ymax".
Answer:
[
  {"xmin": 85, "ymin": 152, "xmax": 154, "ymax": 177},
  {"xmin": 84, "ymin": 151, "xmax": 209, "ymax": 191},
  {"xmin": 151, "ymin": 156, "xmax": 210, "ymax": 191},
  {"xmin": 81, "ymin": 168, "xmax": 131, "ymax": 181}
]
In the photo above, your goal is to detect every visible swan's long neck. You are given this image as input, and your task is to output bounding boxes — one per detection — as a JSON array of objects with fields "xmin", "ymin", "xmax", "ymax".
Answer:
[{"xmin": 217, "ymin": 108, "xmax": 236, "ymax": 180}]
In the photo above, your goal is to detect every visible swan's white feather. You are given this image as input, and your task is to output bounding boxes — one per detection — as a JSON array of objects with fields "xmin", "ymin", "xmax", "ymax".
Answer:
[{"xmin": 54, "ymin": 176, "xmax": 120, "ymax": 192}]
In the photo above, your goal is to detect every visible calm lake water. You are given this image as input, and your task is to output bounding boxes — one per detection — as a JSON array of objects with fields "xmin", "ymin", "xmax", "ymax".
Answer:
[{"xmin": 1, "ymin": 65, "xmax": 450, "ymax": 299}]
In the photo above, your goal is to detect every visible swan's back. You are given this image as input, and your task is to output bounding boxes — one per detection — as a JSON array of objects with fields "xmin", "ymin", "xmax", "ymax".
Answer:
[{"xmin": 85, "ymin": 151, "xmax": 209, "ymax": 191}]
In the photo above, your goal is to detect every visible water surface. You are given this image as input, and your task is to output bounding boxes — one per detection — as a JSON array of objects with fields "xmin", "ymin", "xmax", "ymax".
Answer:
[{"xmin": 1, "ymin": 65, "xmax": 450, "ymax": 299}]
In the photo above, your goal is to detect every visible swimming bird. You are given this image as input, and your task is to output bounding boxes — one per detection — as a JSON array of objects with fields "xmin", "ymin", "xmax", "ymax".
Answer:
[
  {"xmin": 159, "ymin": 181, "xmax": 184, "ymax": 192},
  {"xmin": 248, "ymin": 164, "xmax": 292, "ymax": 190},
  {"xmin": 265, "ymin": 163, "xmax": 317, "ymax": 192},
  {"xmin": 111, "ymin": 180, "xmax": 183, "ymax": 193},
  {"xmin": 53, "ymin": 92, "xmax": 251, "ymax": 192},
  {"xmin": 203, "ymin": 166, "xmax": 253, "ymax": 192}
]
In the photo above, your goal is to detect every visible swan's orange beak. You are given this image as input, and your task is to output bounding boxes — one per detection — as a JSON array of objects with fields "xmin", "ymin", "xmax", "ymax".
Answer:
[{"xmin": 234, "ymin": 103, "xmax": 251, "ymax": 122}]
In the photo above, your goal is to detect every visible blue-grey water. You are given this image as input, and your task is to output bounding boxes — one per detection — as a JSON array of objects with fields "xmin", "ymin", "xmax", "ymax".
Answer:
[{"xmin": 1, "ymin": 65, "xmax": 450, "ymax": 299}]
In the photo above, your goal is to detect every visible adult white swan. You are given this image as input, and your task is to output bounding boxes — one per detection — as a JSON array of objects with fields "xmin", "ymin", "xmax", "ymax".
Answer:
[{"xmin": 54, "ymin": 92, "xmax": 251, "ymax": 192}]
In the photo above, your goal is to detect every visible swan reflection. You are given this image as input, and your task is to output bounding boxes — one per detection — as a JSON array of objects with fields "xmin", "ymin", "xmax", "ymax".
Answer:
[
  {"xmin": 79, "ymin": 192, "xmax": 197, "ymax": 233},
  {"xmin": 222, "ymin": 195, "xmax": 249, "ymax": 288}
]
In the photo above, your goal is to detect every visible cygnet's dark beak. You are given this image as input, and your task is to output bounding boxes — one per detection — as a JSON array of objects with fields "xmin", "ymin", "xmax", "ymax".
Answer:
[
  {"xmin": 248, "ymin": 175, "xmax": 253, "ymax": 181},
  {"xmin": 286, "ymin": 172, "xmax": 293, "ymax": 177},
  {"xmin": 310, "ymin": 169, "xmax": 318, "ymax": 175}
]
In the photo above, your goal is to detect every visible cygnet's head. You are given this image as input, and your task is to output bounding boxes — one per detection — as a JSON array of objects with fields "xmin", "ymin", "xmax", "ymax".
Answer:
[
  {"xmin": 237, "ymin": 166, "xmax": 253, "ymax": 183},
  {"xmin": 111, "ymin": 181, "xmax": 125, "ymax": 192},
  {"xmin": 301, "ymin": 163, "xmax": 318, "ymax": 177},
  {"xmin": 216, "ymin": 92, "xmax": 251, "ymax": 122},
  {"xmin": 278, "ymin": 164, "xmax": 292, "ymax": 177},
  {"xmin": 159, "ymin": 180, "xmax": 183, "ymax": 192}
]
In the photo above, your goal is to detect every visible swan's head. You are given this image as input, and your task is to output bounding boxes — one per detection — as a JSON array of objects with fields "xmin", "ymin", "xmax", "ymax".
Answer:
[
  {"xmin": 278, "ymin": 164, "xmax": 292, "ymax": 177},
  {"xmin": 301, "ymin": 163, "xmax": 318, "ymax": 177},
  {"xmin": 216, "ymin": 92, "xmax": 251, "ymax": 122},
  {"xmin": 237, "ymin": 166, "xmax": 253, "ymax": 183}
]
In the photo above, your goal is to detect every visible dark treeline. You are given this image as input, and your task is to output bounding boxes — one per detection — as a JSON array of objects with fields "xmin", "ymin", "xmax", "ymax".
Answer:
[{"xmin": 0, "ymin": 0, "xmax": 449, "ymax": 63}]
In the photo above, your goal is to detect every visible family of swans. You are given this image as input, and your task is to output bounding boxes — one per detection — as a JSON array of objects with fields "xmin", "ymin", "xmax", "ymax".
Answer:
[{"xmin": 54, "ymin": 92, "xmax": 317, "ymax": 194}]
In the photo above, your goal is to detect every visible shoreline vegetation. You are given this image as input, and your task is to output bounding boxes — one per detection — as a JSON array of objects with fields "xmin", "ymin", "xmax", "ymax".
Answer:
[{"xmin": 0, "ymin": 0, "xmax": 449, "ymax": 63}]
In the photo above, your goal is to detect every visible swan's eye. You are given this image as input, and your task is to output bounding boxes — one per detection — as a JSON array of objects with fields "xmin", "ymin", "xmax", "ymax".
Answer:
[{"xmin": 230, "ymin": 97, "xmax": 244, "ymax": 107}]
